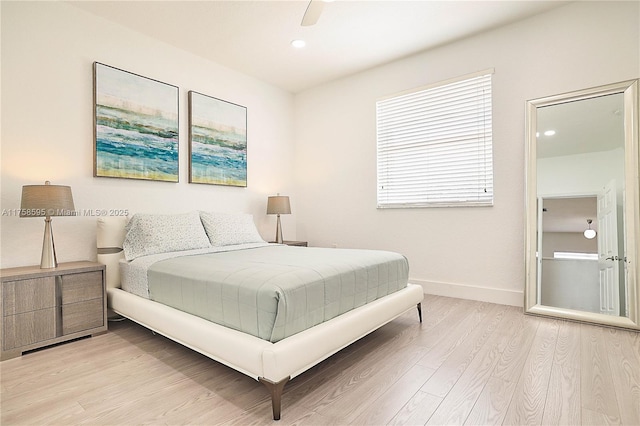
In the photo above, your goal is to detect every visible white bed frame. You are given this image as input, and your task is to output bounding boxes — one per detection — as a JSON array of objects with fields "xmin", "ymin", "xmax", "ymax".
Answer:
[{"xmin": 97, "ymin": 217, "xmax": 424, "ymax": 420}]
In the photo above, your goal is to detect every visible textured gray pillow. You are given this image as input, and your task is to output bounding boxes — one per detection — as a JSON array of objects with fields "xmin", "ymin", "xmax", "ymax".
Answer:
[
  {"xmin": 123, "ymin": 211, "xmax": 211, "ymax": 261},
  {"xmin": 200, "ymin": 211, "xmax": 265, "ymax": 246}
]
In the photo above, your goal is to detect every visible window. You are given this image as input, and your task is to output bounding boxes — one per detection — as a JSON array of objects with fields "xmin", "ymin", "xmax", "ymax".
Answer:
[
  {"xmin": 553, "ymin": 252, "xmax": 598, "ymax": 260},
  {"xmin": 376, "ymin": 70, "xmax": 493, "ymax": 208}
]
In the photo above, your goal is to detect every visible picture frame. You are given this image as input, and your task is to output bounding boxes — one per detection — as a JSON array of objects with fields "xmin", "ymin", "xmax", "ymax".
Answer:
[
  {"xmin": 188, "ymin": 91, "xmax": 247, "ymax": 187},
  {"xmin": 93, "ymin": 62, "xmax": 179, "ymax": 182}
]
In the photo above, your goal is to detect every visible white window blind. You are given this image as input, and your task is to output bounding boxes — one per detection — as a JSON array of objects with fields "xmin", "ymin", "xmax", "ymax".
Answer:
[{"xmin": 377, "ymin": 71, "xmax": 493, "ymax": 208}]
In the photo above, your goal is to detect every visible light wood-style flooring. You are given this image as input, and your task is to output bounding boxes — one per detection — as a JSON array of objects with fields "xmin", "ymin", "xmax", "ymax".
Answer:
[{"xmin": 1, "ymin": 295, "xmax": 639, "ymax": 425}]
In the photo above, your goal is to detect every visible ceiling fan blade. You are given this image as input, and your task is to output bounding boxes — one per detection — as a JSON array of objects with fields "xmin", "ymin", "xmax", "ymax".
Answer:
[{"xmin": 301, "ymin": 0, "xmax": 324, "ymax": 26}]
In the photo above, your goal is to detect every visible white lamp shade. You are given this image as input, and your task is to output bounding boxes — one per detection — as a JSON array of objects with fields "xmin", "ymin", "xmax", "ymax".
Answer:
[{"xmin": 584, "ymin": 229, "xmax": 597, "ymax": 239}]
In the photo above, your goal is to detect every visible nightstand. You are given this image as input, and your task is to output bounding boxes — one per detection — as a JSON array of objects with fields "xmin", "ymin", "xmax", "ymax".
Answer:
[
  {"xmin": 0, "ymin": 261, "xmax": 107, "ymax": 361},
  {"xmin": 282, "ymin": 241, "xmax": 308, "ymax": 247}
]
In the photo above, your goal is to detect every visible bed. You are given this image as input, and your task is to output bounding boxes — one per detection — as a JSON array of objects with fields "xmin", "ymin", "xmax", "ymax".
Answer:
[{"xmin": 97, "ymin": 212, "xmax": 424, "ymax": 420}]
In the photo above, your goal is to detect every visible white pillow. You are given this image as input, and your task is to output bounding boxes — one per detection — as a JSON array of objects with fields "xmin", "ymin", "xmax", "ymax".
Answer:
[
  {"xmin": 123, "ymin": 211, "xmax": 211, "ymax": 261},
  {"xmin": 200, "ymin": 211, "xmax": 265, "ymax": 246}
]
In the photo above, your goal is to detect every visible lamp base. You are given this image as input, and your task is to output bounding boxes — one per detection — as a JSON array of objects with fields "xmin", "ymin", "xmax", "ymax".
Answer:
[
  {"xmin": 40, "ymin": 217, "xmax": 57, "ymax": 269},
  {"xmin": 275, "ymin": 214, "xmax": 283, "ymax": 244}
]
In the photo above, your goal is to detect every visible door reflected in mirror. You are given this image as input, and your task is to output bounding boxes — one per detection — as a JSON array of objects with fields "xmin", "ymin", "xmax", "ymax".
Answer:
[{"xmin": 525, "ymin": 80, "xmax": 640, "ymax": 330}]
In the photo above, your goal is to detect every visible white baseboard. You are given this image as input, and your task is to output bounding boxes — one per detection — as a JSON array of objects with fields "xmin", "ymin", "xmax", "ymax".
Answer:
[{"xmin": 410, "ymin": 278, "xmax": 524, "ymax": 307}]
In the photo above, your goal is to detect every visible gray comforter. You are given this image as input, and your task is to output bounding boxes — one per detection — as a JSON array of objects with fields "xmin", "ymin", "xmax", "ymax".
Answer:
[{"xmin": 147, "ymin": 245, "xmax": 409, "ymax": 342}]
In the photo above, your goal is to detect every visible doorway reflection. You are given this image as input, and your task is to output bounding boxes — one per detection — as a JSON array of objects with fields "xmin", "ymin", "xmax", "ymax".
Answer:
[{"xmin": 540, "ymin": 196, "xmax": 600, "ymax": 313}]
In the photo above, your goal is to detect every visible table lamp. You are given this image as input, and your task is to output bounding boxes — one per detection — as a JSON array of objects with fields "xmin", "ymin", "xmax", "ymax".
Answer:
[
  {"xmin": 267, "ymin": 195, "xmax": 291, "ymax": 244},
  {"xmin": 20, "ymin": 181, "xmax": 75, "ymax": 268}
]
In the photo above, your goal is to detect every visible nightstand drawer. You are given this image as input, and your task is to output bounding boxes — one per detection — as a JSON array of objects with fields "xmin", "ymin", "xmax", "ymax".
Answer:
[
  {"xmin": 60, "ymin": 271, "xmax": 103, "ymax": 304},
  {"xmin": 62, "ymin": 299, "xmax": 104, "ymax": 335},
  {"xmin": 3, "ymin": 308, "xmax": 57, "ymax": 350},
  {"xmin": 2, "ymin": 277, "xmax": 56, "ymax": 316}
]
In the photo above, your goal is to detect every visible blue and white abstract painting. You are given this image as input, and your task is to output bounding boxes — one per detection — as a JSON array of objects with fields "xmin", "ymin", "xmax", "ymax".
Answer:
[
  {"xmin": 189, "ymin": 91, "xmax": 247, "ymax": 187},
  {"xmin": 94, "ymin": 63, "xmax": 179, "ymax": 182}
]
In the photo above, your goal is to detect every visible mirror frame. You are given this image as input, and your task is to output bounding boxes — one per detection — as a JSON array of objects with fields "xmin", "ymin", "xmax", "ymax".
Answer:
[{"xmin": 525, "ymin": 79, "xmax": 640, "ymax": 330}]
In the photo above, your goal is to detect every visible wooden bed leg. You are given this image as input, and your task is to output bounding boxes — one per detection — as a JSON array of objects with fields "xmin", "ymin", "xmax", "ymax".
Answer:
[
  {"xmin": 417, "ymin": 303, "xmax": 422, "ymax": 323},
  {"xmin": 259, "ymin": 376, "xmax": 290, "ymax": 421}
]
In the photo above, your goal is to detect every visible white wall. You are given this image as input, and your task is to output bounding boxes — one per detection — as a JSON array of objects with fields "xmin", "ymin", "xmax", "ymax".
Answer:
[
  {"xmin": 0, "ymin": 1, "xmax": 296, "ymax": 268},
  {"xmin": 293, "ymin": 1, "xmax": 639, "ymax": 306},
  {"xmin": 541, "ymin": 259, "xmax": 600, "ymax": 313},
  {"xmin": 542, "ymin": 232, "xmax": 597, "ymax": 258},
  {"xmin": 538, "ymin": 148, "xmax": 625, "ymax": 197}
]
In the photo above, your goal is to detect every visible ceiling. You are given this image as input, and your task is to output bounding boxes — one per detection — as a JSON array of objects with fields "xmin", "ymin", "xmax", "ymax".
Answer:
[
  {"xmin": 536, "ymin": 92, "xmax": 625, "ymax": 158},
  {"xmin": 68, "ymin": 0, "xmax": 568, "ymax": 93}
]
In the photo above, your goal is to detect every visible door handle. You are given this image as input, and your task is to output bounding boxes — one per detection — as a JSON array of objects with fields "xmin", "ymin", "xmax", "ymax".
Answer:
[{"xmin": 606, "ymin": 256, "xmax": 616, "ymax": 261}]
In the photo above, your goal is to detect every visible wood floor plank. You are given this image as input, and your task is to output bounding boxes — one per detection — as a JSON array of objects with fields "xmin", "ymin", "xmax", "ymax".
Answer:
[
  {"xmin": 581, "ymin": 323, "xmax": 623, "ymax": 420},
  {"xmin": 582, "ymin": 407, "xmax": 621, "ymax": 425},
  {"xmin": 420, "ymin": 303, "xmax": 507, "ymax": 398},
  {"xmin": 502, "ymin": 317, "xmax": 559, "ymax": 425},
  {"xmin": 418, "ymin": 295, "xmax": 467, "ymax": 331},
  {"xmin": 541, "ymin": 320, "xmax": 582, "ymax": 426},
  {"xmin": 417, "ymin": 300, "xmax": 493, "ymax": 368},
  {"xmin": 349, "ymin": 364, "xmax": 435, "ymax": 425},
  {"xmin": 604, "ymin": 328, "xmax": 640, "ymax": 425},
  {"xmin": 291, "ymin": 316, "xmax": 422, "ymax": 412},
  {"xmin": 313, "ymin": 342, "xmax": 428, "ymax": 421},
  {"xmin": 388, "ymin": 390, "xmax": 443, "ymax": 426},
  {"xmin": 0, "ymin": 332, "xmax": 140, "ymax": 399},
  {"xmin": 463, "ymin": 312, "xmax": 538, "ymax": 426},
  {"xmin": 1, "ymin": 349, "xmax": 175, "ymax": 419},
  {"xmin": 1, "ymin": 294, "xmax": 639, "ymax": 426},
  {"xmin": 424, "ymin": 306, "xmax": 519, "ymax": 425},
  {"xmin": 3, "ymin": 399, "xmax": 86, "ymax": 425},
  {"xmin": 463, "ymin": 376, "xmax": 514, "ymax": 425},
  {"xmin": 278, "ymin": 409, "xmax": 342, "ymax": 426},
  {"xmin": 631, "ymin": 330, "xmax": 640, "ymax": 353},
  {"xmin": 413, "ymin": 299, "xmax": 484, "ymax": 348},
  {"xmin": 490, "ymin": 313, "xmax": 539, "ymax": 382}
]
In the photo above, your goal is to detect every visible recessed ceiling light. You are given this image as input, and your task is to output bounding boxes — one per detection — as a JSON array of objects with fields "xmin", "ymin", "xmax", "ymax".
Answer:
[
  {"xmin": 291, "ymin": 39, "xmax": 306, "ymax": 48},
  {"xmin": 544, "ymin": 130, "xmax": 556, "ymax": 136}
]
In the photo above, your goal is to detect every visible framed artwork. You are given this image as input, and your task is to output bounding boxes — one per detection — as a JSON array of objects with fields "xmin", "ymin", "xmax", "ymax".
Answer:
[
  {"xmin": 93, "ymin": 62, "xmax": 179, "ymax": 182},
  {"xmin": 189, "ymin": 91, "xmax": 247, "ymax": 187}
]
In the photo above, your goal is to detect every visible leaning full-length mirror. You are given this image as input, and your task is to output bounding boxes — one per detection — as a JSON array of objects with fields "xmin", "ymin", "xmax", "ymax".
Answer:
[{"xmin": 525, "ymin": 80, "xmax": 640, "ymax": 330}]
